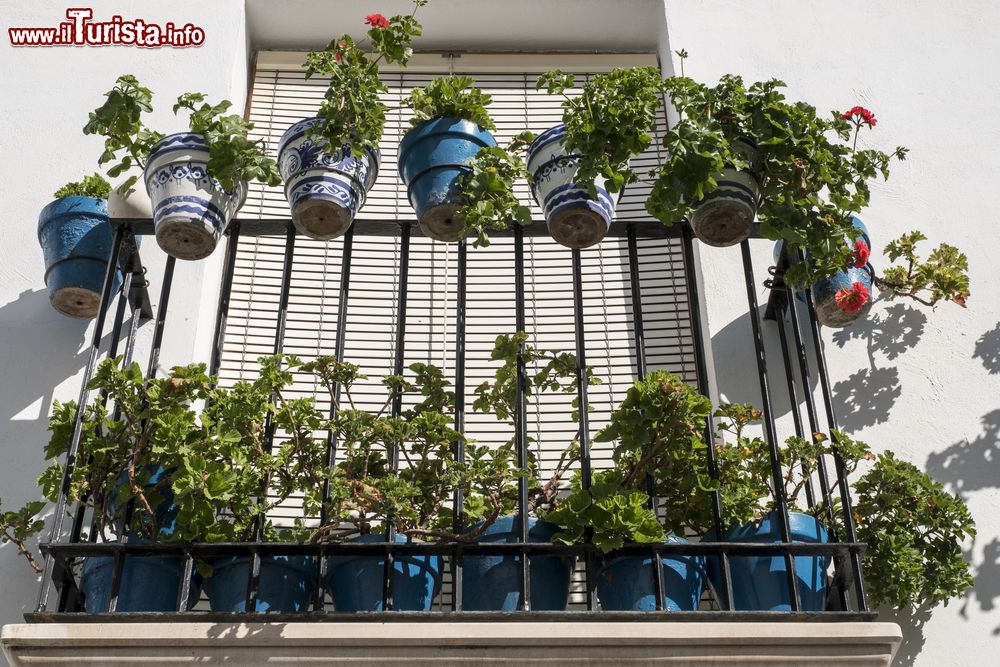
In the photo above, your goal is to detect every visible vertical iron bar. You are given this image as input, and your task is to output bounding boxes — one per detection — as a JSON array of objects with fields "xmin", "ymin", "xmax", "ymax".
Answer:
[
  {"xmin": 680, "ymin": 228, "xmax": 733, "ymax": 610},
  {"xmin": 36, "ymin": 226, "xmax": 124, "ymax": 613},
  {"xmin": 513, "ymin": 225, "xmax": 532, "ymax": 611},
  {"xmin": 801, "ymin": 252, "xmax": 868, "ymax": 612},
  {"xmin": 209, "ymin": 221, "xmax": 242, "ymax": 378},
  {"xmin": 107, "ymin": 254, "xmax": 176, "ymax": 613},
  {"xmin": 627, "ymin": 224, "xmax": 666, "ymax": 610},
  {"xmin": 739, "ymin": 241, "xmax": 801, "ymax": 612},
  {"xmin": 785, "ymin": 284, "xmax": 849, "ymax": 610},
  {"xmin": 451, "ymin": 239, "xmax": 468, "ymax": 611},
  {"xmin": 775, "ymin": 306, "xmax": 816, "ymax": 509},
  {"xmin": 314, "ymin": 225, "xmax": 354, "ymax": 611},
  {"xmin": 246, "ymin": 223, "xmax": 296, "ymax": 612},
  {"xmin": 570, "ymin": 249, "xmax": 597, "ymax": 611},
  {"xmin": 381, "ymin": 223, "xmax": 411, "ymax": 612}
]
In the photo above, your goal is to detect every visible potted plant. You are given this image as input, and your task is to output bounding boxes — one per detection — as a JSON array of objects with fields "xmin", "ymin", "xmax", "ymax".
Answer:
[
  {"xmin": 285, "ymin": 2, "xmax": 426, "ymax": 240},
  {"xmin": 35, "ymin": 358, "xmax": 210, "ymax": 612},
  {"xmin": 646, "ymin": 53, "xmax": 908, "ymax": 288},
  {"xmin": 545, "ymin": 370, "xmax": 714, "ymax": 611},
  {"xmin": 400, "ymin": 75, "xmax": 526, "ymax": 244},
  {"xmin": 453, "ymin": 333, "xmax": 600, "ymax": 610},
  {"xmin": 532, "ymin": 67, "xmax": 664, "ymax": 248},
  {"xmin": 168, "ymin": 354, "xmax": 328, "ymax": 612},
  {"xmin": 85, "ymin": 75, "xmax": 281, "ymax": 260},
  {"xmin": 707, "ymin": 403, "xmax": 975, "ymax": 612},
  {"xmin": 37, "ymin": 173, "xmax": 122, "ymax": 319}
]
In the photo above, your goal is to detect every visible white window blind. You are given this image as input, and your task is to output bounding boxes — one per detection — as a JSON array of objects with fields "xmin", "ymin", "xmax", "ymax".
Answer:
[{"xmin": 219, "ymin": 52, "xmax": 700, "ymax": 605}]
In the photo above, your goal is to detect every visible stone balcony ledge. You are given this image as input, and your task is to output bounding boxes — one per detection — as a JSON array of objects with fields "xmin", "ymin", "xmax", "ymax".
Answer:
[{"xmin": 2, "ymin": 620, "xmax": 901, "ymax": 666}]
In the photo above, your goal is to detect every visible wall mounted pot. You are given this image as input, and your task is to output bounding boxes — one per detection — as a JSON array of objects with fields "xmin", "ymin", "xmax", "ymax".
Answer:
[
  {"xmin": 689, "ymin": 138, "xmax": 761, "ymax": 247},
  {"xmin": 144, "ymin": 132, "xmax": 247, "ymax": 261},
  {"xmin": 37, "ymin": 196, "xmax": 121, "ymax": 319},
  {"xmin": 595, "ymin": 535, "xmax": 705, "ymax": 611},
  {"xmin": 203, "ymin": 555, "xmax": 316, "ymax": 612},
  {"xmin": 461, "ymin": 516, "xmax": 574, "ymax": 611},
  {"xmin": 80, "ymin": 545, "xmax": 199, "ymax": 613},
  {"xmin": 706, "ymin": 511, "xmax": 830, "ymax": 611},
  {"xmin": 327, "ymin": 534, "xmax": 441, "ymax": 611},
  {"xmin": 397, "ymin": 117, "xmax": 497, "ymax": 242},
  {"xmin": 277, "ymin": 118, "xmax": 380, "ymax": 241},
  {"xmin": 527, "ymin": 124, "xmax": 616, "ymax": 249},
  {"xmin": 774, "ymin": 216, "xmax": 874, "ymax": 328}
]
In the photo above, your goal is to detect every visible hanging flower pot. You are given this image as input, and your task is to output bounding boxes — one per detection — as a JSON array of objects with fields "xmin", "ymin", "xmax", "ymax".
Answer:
[
  {"xmin": 689, "ymin": 138, "xmax": 761, "ymax": 247},
  {"xmin": 527, "ymin": 124, "xmax": 616, "ymax": 249},
  {"xmin": 277, "ymin": 118, "xmax": 380, "ymax": 241},
  {"xmin": 595, "ymin": 535, "xmax": 706, "ymax": 611},
  {"xmin": 144, "ymin": 132, "xmax": 247, "ymax": 261},
  {"xmin": 327, "ymin": 534, "xmax": 441, "ymax": 611},
  {"xmin": 203, "ymin": 555, "xmax": 316, "ymax": 612},
  {"xmin": 37, "ymin": 196, "xmax": 122, "ymax": 319},
  {"xmin": 461, "ymin": 516, "xmax": 574, "ymax": 611},
  {"xmin": 706, "ymin": 511, "xmax": 830, "ymax": 611},
  {"xmin": 397, "ymin": 117, "xmax": 497, "ymax": 242}
]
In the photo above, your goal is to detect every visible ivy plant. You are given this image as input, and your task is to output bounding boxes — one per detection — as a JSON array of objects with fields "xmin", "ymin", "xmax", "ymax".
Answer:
[
  {"xmin": 304, "ymin": 1, "xmax": 427, "ymax": 157},
  {"xmin": 536, "ymin": 67, "xmax": 665, "ymax": 197},
  {"xmin": 53, "ymin": 173, "xmax": 112, "ymax": 200}
]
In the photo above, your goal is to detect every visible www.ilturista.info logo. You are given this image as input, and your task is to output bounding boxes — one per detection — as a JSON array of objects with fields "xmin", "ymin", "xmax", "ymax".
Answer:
[{"xmin": 8, "ymin": 8, "xmax": 205, "ymax": 47}]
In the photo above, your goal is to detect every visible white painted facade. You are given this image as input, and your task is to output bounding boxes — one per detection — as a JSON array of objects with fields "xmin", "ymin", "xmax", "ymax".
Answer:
[{"xmin": 0, "ymin": 2, "xmax": 997, "ymax": 666}]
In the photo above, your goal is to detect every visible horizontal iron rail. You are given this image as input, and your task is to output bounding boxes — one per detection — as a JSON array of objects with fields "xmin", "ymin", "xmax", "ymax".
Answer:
[
  {"xmin": 24, "ymin": 610, "xmax": 879, "ymax": 623},
  {"xmin": 41, "ymin": 541, "xmax": 866, "ymax": 558},
  {"xmin": 108, "ymin": 217, "xmax": 771, "ymax": 240}
]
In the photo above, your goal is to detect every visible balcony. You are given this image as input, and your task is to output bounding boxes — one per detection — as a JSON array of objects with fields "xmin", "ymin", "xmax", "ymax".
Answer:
[{"xmin": 1, "ymin": 215, "xmax": 902, "ymax": 666}]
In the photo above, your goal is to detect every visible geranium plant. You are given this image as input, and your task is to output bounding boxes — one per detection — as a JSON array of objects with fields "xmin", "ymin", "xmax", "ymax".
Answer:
[
  {"xmin": 303, "ymin": 0, "xmax": 426, "ymax": 157},
  {"xmin": 85, "ymin": 75, "xmax": 280, "ymax": 196},
  {"xmin": 0, "ymin": 498, "xmax": 45, "ymax": 573},
  {"xmin": 53, "ymin": 173, "xmax": 112, "ymax": 200}
]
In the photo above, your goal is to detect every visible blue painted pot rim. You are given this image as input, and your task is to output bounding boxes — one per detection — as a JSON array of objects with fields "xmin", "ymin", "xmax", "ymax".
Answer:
[
  {"xmin": 328, "ymin": 533, "xmax": 440, "ymax": 570},
  {"xmin": 599, "ymin": 534, "xmax": 698, "ymax": 565},
  {"xmin": 397, "ymin": 117, "xmax": 496, "ymax": 176},
  {"xmin": 723, "ymin": 511, "xmax": 829, "ymax": 543},
  {"xmin": 147, "ymin": 132, "xmax": 210, "ymax": 163},
  {"xmin": 466, "ymin": 515, "xmax": 562, "ymax": 540}
]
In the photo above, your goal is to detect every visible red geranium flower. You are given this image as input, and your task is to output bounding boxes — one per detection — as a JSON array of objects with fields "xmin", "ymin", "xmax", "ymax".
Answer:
[
  {"xmin": 852, "ymin": 239, "xmax": 870, "ymax": 268},
  {"xmin": 365, "ymin": 13, "xmax": 390, "ymax": 28},
  {"xmin": 841, "ymin": 105, "xmax": 877, "ymax": 128},
  {"xmin": 334, "ymin": 40, "xmax": 347, "ymax": 63},
  {"xmin": 834, "ymin": 281, "xmax": 870, "ymax": 313}
]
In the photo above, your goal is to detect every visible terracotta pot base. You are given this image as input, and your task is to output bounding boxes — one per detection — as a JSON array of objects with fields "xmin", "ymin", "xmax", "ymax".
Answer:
[{"xmin": 418, "ymin": 203, "xmax": 466, "ymax": 242}]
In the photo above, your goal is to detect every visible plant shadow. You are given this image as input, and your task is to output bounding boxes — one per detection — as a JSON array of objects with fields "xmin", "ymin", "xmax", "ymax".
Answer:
[
  {"xmin": 925, "ymin": 409, "xmax": 1000, "ymax": 497},
  {"xmin": 831, "ymin": 366, "xmax": 901, "ymax": 431},
  {"xmin": 880, "ymin": 606, "xmax": 933, "ymax": 667},
  {"xmin": 830, "ymin": 303, "xmax": 927, "ymax": 362},
  {"xmin": 973, "ymin": 322, "xmax": 1000, "ymax": 375}
]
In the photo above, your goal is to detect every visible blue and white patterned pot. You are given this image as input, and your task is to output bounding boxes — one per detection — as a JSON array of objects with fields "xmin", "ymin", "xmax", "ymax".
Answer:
[
  {"xmin": 277, "ymin": 117, "xmax": 380, "ymax": 241},
  {"xmin": 527, "ymin": 124, "xmax": 616, "ymax": 249},
  {"xmin": 773, "ymin": 216, "xmax": 875, "ymax": 328},
  {"xmin": 690, "ymin": 139, "xmax": 761, "ymax": 247},
  {"xmin": 144, "ymin": 132, "xmax": 247, "ymax": 261},
  {"xmin": 37, "ymin": 196, "xmax": 122, "ymax": 319},
  {"xmin": 398, "ymin": 117, "xmax": 497, "ymax": 242}
]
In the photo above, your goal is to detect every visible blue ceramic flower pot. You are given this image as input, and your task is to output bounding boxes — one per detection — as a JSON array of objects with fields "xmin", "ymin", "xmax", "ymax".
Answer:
[
  {"xmin": 204, "ymin": 555, "xmax": 317, "ymax": 612},
  {"xmin": 774, "ymin": 216, "xmax": 875, "ymax": 328},
  {"xmin": 107, "ymin": 465, "xmax": 179, "ymax": 537},
  {"xmin": 80, "ymin": 543, "xmax": 199, "ymax": 613},
  {"xmin": 327, "ymin": 534, "xmax": 441, "ymax": 611},
  {"xmin": 277, "ymin": 117, "xmax": 380, "ymax": 241},
  {"xmin": 706, "ymin": 511, "xmax": 830, "ymax": 611},
  {"xmin": 527, "ymin": 124, "xmax": 616, "ymax": 249},
  {"xmin": 397, "ymin": 117, "xmax": 496, "ymax": 242},
  {"xmin": 37, "ymin": 196, "xmax": 122, "ymax": 319},
  {"xmin": 460, "ymin": 516, "xmax": 574, "ymax": 611},
  {"xmin": 690, "ymin": 138, "xmax": 760, "ymax": 247},
  {"xmin": 596, "ymin": 536, "xmax": 705, "ymax": 611}
]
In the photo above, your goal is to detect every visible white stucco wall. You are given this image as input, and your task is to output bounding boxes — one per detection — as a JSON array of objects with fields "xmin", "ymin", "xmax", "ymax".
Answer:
[
  {"xmin": 0, "ymin": 2, "xmax": 996, "ymax": 666},
  {"xmin": 0, "ymin": 0, "xmax": 249, "ymax": 657}
]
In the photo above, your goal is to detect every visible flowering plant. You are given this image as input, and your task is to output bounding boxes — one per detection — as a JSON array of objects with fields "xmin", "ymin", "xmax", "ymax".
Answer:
[
  {"xmin": 645, "ymin": 53, "xmax": 909, "ymax": 287},
  {"xmin": 304, "ymin": 1, "xmax": 427, "ymax": 157}
]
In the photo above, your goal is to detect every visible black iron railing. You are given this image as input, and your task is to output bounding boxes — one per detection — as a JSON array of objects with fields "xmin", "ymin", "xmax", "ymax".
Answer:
[{"xmin": 29, "ymin": 217, "xmax": 872, "ymax": 621}]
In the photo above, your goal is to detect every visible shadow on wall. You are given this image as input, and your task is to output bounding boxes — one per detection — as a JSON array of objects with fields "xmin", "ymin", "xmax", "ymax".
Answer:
[
  {"xmin": 880, "ymin": 606, "xmax": 933, "ymax": 667},
  {"xmin": 0, "ymin": 289, "xmax": 91, "ymax": 466},
  {"xmin": 973, "ymin": 322, "xmax": 1000, "ymax": 374},
  {"xmin": 708, "ymin": 305, "xmax": 817, "ymax": 419},
  {"xmin": 830, "ymin": 303, "xmax": 928, "ymax": 362}
]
